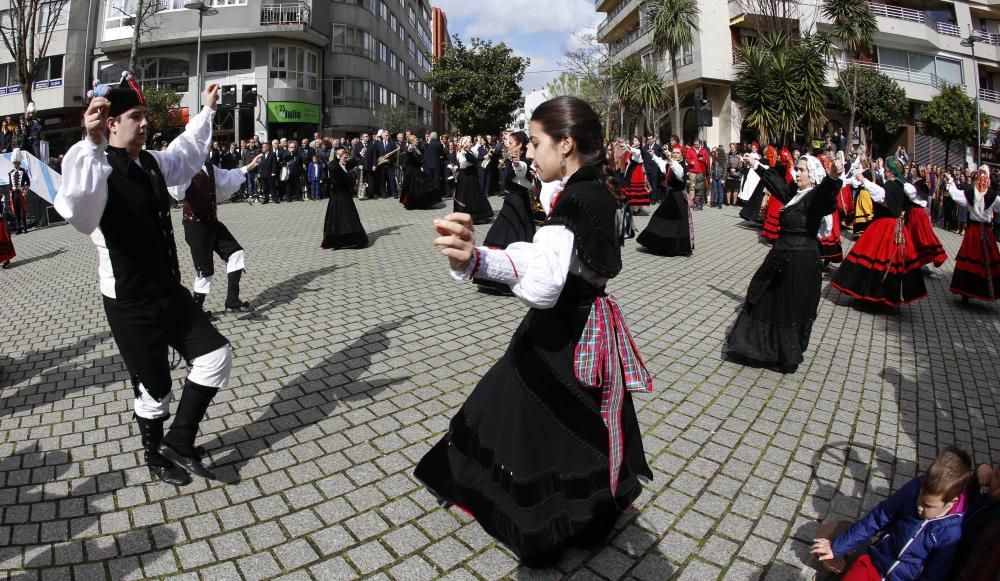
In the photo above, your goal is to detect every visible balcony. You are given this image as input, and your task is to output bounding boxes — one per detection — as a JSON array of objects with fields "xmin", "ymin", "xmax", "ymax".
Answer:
[
  {"xmin": 980, "ymin": 87, "xmax": 1000, "ymax": 103},
  {"xmin": 867, "ymin": 2, "xmax": 959, "ymax": 38},
  {"xmin": 982, "ymin": 31, "xmax": 1000, "ymax": 47},
  {"xmin": 852, "ymin": 60, "xmax": 959, "ymax": 90},
  {"xmin": 261, "ymin": 3, "xmax": 310, "ymax": 26},
  {"xmin": 609, "ymin": 27, "xmax": 642, "ymax": 56}
]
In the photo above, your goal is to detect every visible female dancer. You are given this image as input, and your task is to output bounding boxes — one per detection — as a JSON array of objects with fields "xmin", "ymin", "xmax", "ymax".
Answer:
[
  {"xmin": 636, "ymin": 146, "xmax": 693, "ymax": 256},
  {"xmin": 321, "ymin": 147, "xmax": 369, "ymax": 249},
  {"xmin": 474, "ymin": 131, "xmax": 536, "ymax": 293},
  {"xmin": 621, "ymin": 137, "xmax": 650, "ymax": 213},
  {"xmin": 400, "ymin": 135, "xmax": 440, "ymax": 210},
  {"xmin": 760, "ymin": 147, "xmax": 794, "ymax": 242},
  {"xmin": 816, "ymin": 155, "xmax": 843, "ymax": 267},
  {"xmin": 830, "ymin": 157, "xmax": 927, "ymax": 306},
  {"xmin": 417, "ymin": 96, "xmax": 653, "ymax": 567},
  {"xmin": 454, "ymin": 136, "xmax": 494, "ymax": 224},
  {"xmin": 906, "ymin": 174, "xmax": 947, "ymax": 269},
  {"xmin": 945, "ymin": 168, "xmax": 1000, "ymax": 302},
  {"xmin": 725, "ymin": 153, "xmax": 843, "ymax": 373}
]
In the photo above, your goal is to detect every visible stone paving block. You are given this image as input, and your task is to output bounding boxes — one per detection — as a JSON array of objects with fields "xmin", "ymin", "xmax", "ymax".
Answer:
[
  {"xmin": 237, "ymin": 553, "xmax": 283, "ymax": 581},
  {"xmin": 347, "ymin": 540, "xmax": 395, "ymax": 575}
]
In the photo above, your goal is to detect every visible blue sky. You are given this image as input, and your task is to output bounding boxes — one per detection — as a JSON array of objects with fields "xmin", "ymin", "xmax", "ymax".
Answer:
[{"xmin": 431, "ymin": 0, "xmax": 602, "ymax": 95}]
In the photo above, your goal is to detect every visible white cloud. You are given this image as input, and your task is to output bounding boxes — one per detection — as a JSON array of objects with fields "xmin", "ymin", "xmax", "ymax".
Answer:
[
  {"xmin": 433, "ymin": 0, "xmax": 600, "ymax": 37},
  {"xmin": 520, "ymin": 53, "xmax": 562, "ymax": 93}
]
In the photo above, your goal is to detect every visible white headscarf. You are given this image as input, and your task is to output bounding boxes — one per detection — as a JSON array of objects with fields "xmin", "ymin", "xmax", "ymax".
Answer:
[{"xmin": 785, "ymin": 155, "xmax": 827, "ymax": 209}]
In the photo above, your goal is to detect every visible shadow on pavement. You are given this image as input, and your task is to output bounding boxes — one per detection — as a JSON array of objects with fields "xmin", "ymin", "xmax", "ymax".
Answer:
[
  {"xmin": 249, "ymin": 264, "xmax": 346, "ymax": 316},
  {"xmin": 9, "ymin": 248, "xmax": 67, "ymax": 269},
  {"xmin": 0, "ymin": 331, "xmax": 114, "ymax": 411},
  {"xmin": 202, "ymin": 318, "xmax": 412, "ymax": 481},
  {"xmin": 366, "ymin": 224, "xmax": 404, "ymax": 247}
]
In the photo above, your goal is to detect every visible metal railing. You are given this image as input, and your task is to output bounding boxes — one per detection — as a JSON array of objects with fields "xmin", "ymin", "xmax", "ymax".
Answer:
[
  {"xmin": 868, "ymin": 2, "xmax": 925, "ymax": 24},
  {"xmin": 980, "ymin": 87, "xmax": 1000, "ymax": 103},
  {"xmin": 609, "ymin": 27, "xmax": 641, "ymax": 55},
  {"xmin": 935, "ymin": 21, "xmax": 960, "ymax": 37},
  {"xmin": 261, "ymin": 3, "xmax": 310, "ymax": 26},
  {"xmin": 852, "ymin": 60, "xmax": 959, "ymax": 89},
  {"xmin": 599, "ymin": 0, "xmax": 635, "ymax": 32},
  {"xmin": 980, "ymin": 31, "xmax": 1000, "ymax": 46}
]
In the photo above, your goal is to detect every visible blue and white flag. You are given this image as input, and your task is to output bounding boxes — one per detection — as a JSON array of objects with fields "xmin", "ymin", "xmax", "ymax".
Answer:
[{"xmin": 0, "ymin": 150, "xmax": 62, "ymax": 204}]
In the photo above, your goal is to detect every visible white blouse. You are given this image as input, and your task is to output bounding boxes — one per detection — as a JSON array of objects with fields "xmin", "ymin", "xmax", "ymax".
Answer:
[
  {"xmin": 453, "ymin": 225, "xmax": 607, "ymax": 310},
  {"xmin": 947, "ymin": 183, "xmax": 1000, "ymax": 223},
  {"xmin": 56, "ymin": 106, "xmax": 216, "ymax": 236}
]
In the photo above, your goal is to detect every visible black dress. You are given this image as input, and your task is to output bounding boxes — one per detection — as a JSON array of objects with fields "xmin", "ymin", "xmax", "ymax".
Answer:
[
  {"xmin": 321, "ymin": 163, "xmax": 368, "ymax": 249},
  {"xmin": 475, "ymin": 161, "xmax": 537, "ymax": 293},
  {"xmin": 739, "ymin": 163, "xmax": 787, "ymax": 223},
  {"xmin": 416, "ymin": 165, "xmax": 652, "ymax": 568},
  {"xmin": 454, "ymin": 152, "xmax": 495, "ymax": 224},
  {"xmin": 725, "ymin": 166, "xmax": 839, "ymax": 371},
  {"xmin": 637, "ymin": 160, "xmax": 692, "ymax": 256},
  {"xmin": 401, "ymin": 149, "xmax": 440, "ymax": 210}
]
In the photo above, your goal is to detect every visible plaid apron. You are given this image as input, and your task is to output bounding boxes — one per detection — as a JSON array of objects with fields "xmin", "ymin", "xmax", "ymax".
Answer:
[{"xmin": 573, "ymin": 294, "xmax": 653, "ymax": 495}]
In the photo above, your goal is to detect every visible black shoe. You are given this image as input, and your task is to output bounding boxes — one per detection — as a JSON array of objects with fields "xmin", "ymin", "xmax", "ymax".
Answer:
[
  {"xmin": 1, "ymin": 261, "xmax": 8, "ymax": 269},
  {"xmin": 135, "ymin": 415, "xmax": 193, "ymax": 486},
  {"xmin": 158, "ymin": 441, "xmax": 216, "ymax": 479},
  {"xmin": 225, "ymin": 301, "xmax": 254, "ymax": 312},
  {"xmin": 149, "ymin": 464, "xmax": 193, "ymax": 486}
]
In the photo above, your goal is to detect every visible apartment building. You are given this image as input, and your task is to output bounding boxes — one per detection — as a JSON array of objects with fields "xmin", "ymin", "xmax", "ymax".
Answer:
[
  {"xmin": 0, "ymin": 0, "xmax": 436, "ymax": 150},
  {"xmin": 597, "ymin": 0, "xmax": 1000, "ymax": 161}
]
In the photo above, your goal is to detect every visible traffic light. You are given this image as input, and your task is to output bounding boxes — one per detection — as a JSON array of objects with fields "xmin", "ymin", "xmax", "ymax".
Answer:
[
  {"xmin": 697, "ymin": 99, "xmax": 713, "ymax": 127},
  {"xmin": 221, "ymin": 85, "xmax": 237, "ymax": 107},
  {"xmin": 241, "ymin": 85, "xmax": 257, "ymax": 108}
]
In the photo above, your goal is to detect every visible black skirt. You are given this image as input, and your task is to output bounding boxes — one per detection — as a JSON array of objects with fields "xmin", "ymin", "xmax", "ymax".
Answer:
[
  {"xmin": 482, "ymin": 188, "xmax": 534, "ymax": 249},
  {"xmin": 725, "ymin": 236, "xmax": 822, "ymax": 368},
  {"xmin": 455, "ymin": 171, "xmax": 494, "ymax": 224},
  {"xmin": 321, "ymin": 190, "xmax": 368, "ymax": 249},
  {"xmin": 402, "ymin": 167, "xmax": 441, "ymax": 210},
  {"xmin": 415, "ymin": 275, "xmax": 651, "ymax": 567},
  {"xmin": 636, "ymin": 188, "xmax": 692, "ymax": 256},
  {"xmin": 739, "ymin": 186, "xmax": 767, "ymax": 223}
]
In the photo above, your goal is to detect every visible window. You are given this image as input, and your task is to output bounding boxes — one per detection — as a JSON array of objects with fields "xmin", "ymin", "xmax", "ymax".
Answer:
[
  {"xmin": 407, "ymin": 5, "xmax": 415, "ymax": 25},
  {"xmin": 330, "ymin": 77, "xmax": 374, "ymax": 108},
  {"xmin": 379, "ymin": 42, "xmax": 388, "ymax": 62},
  {"xmin": 390, "ymin": 14, "xmax": 397, "ymax": 32},
  {"xmin": 379, "ymin": 85, "xmax": 388, "ymax": 105},
  {"xmin": 379, "ymin": 0, "xmax": 388, "ymax": 20},
  {"xmin": 331, "ymin": 24, "xmax": 377, "ymax": 61},
  {"xmin": 399, "ymin": 26, "xmax": 404, "ymax": 42},
  {"xmin": 38, "ymin": 56, "xmax": 63, "ymax": 81},
  {"xmin": 207, "ymin": 0, "xmax": 247, "ymax": 6},
  {"xmin": 936, "ymin": 56, "xmax": 963, "ymax": 85},
  {"xmin": 105, "ymin": 0, "xmax": 136, "ymax": 29},
  {"xmin": 334, "ymin": 0, "xmax": 374, "ymax": 13},
  {"xmin": 0, "ymin": 62, "xmax": 16, "ymax": 88},
  {"xmin": 156, "ymin": 0, "xmax": 186, "ymax": 11},
  {"xmin": 37, "ymin": 2, "xmax": 69, "ymax": 32},
  {"xmin": 270, "ymin": 45, "xmax": 318, "ymax": 90},
  {"xmin": 390, "ymin": 52, "xmax": 398, "ymax": 69},
  {"xmin": 103, "ymin": 57, "xmax": 189, "ymax": 92},
  {"xmin": 206, "ymin": 50, "xmax": 252, "ymax": 73},
  {"xmin": 407, "ymin": 37, "xmax": 416, "ymax": 58},
  {"xmin": 876, "ymin": 46, "xmax": 965, "ymax": 86}
]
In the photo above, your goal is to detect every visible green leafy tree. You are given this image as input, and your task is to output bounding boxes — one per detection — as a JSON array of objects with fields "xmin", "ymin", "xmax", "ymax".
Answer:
[
  {"xmin": 425, "ymin": 36, "xmax": 528, "ymax": 135},
  {"xmin": 374, "ymin": 105, "xmax": 420, "ymax": 135},
  {"xmin": 822, "ymin": 0, "xmax": 878, "ymax": 145},
  {"xmin": 143, "ymin": 87, "xmax": 183, "ymax": 144},
  {"xmin": 832, "ymin": 66, "xmax": 907, "ymax": 150},
  {"xmin": 612, "ymin": 58, "xmax": 642, "ymax": 134},
  {"xmin": 546, "ymin": 72, "xmax": 583, "ymax": 98},
  {"xmin": 632, "ymin": 66, "xmax": 666, "ymax": 135},
  {"xmin": 920, "ymin": 85, "xmax": 988, "ymax": 167},
  {"xmin": 645, "ymin": 0, "xmax": 700, "ymax": 138}
]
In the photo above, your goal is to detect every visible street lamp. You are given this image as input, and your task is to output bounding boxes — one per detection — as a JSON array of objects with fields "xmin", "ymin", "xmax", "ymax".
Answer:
[
  {"xmin": 184, "ymin": 1, "xmax": 219, "ymax": 111},
  {"xmin": 961, "ymin": 28, "xmax": 986, "ymax": 166}
]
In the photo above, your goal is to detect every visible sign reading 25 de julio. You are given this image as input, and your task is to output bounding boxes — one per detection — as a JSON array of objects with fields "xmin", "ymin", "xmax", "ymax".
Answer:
[{"xmin": 266, "ymin": 102, "xmax": 320, "ymax": 124}]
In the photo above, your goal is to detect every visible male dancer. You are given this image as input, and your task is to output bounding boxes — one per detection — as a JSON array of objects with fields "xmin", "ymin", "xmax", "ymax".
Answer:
[
  {"xmin": 7, "ymin": 151, "xmax": 29, "ymax": 233},
  {"xmin": 170, "ymin": 154, "xmax": 262, "ymax": 314},
  {"xmin": 56, "ymin": 74, "xmax": 227, "ymax": 486}
]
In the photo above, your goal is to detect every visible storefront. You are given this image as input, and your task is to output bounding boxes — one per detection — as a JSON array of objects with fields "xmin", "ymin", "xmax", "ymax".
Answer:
[{"xmin": 266, "ymin": 101, "xmax": 321, "ymax": 140}]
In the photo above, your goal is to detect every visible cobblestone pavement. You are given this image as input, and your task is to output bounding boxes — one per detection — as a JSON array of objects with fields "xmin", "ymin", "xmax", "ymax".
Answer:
[{"xmin": 1, "ymin": 195, "xmax": 998, "ymax": 581}]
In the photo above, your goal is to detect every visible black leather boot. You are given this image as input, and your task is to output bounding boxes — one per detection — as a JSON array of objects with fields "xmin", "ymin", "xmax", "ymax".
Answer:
[
  {"xmin": 135, "ymin": 415, "xmax": 192, "ymax": 486},
  {"xmin": 225, "ymin": 270, "xmax": 252, "ymax": 312},
  {"xmin": 159, "ymin": 380, "xmax": 218, "ymax": 479}
]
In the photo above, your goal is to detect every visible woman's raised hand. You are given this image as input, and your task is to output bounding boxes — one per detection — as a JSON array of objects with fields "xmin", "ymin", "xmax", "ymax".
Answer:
[{"xmin": 433, "ymin": 213, "xmax": 475, "ymax": 271}]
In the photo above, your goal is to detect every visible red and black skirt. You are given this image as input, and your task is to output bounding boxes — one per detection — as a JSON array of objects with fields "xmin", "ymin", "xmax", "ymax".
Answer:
[
  {"xmin": 818, "ymin": 214, "xmax": 843, "ymax": 263},
  {"xmin": 622, "ymin": 164, "xmax": 650, "ymax": 208},
  {"xmin": 761, "ymin": 194, "xmax": 783, "ymax": 241},
  {"xmin": 950, "ymin": 222, "xmax": 1000, "ymax": 301},
  {"xmin": 830, "ymin": 216, "xmax": 927, "ymax": 306},
  {"xmin": 906, "ymin": 206, "xmax": 947, "ymax": 268},
  {"xmin": 837, "ymin": 185, "xmax": 855, "ymax": 227},
  {"xmin": 0, "ymin": 219, "xmax": 14, "ymax": 263}
]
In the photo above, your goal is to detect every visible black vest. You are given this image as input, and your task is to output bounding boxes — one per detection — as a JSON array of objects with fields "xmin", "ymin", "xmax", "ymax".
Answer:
[
  {"xmin": 182, "ymin": 165, "xmax": 218, "ymax": 223},
  {"xmin": 873, "ymin": 180, "xmax": 906, "ymax": 219},
  {"xmin": 102, "ymin": 147, "xmax": 182, "ymax": 298},
  {"xmin": 544, "ymin": 165, "xmax": 622, "ymax": 279}
]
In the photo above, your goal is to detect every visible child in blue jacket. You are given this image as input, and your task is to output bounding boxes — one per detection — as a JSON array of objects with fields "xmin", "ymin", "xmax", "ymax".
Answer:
[
  {"xmin": 307, "ymin": 153, "xmax": 325, "ymax": 201},
  {"xmin": 812, "ymin": 446, "xmax": 973, "ymax": 580}
]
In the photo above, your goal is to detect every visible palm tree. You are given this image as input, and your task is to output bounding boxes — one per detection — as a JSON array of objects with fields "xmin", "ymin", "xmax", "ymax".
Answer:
[
  {"xmin": 822, "ymin": 0, "xmax": 878, "ymax": 146},
  {"xmin": 788, "ymin": 34, "xmax": 831, "ymax": 142},
  {"xmin": 612, "ymin": 58, "xmax": 642, "ymax": 135},
  {"xmin": 632, "ymin": 66, "xmax": 667, "ymax": 134},
  {"xmin": 644, "ymin": 0, "xmax": 700, "ymax": 140},
  {"xmin": 734, "ymin": 39, "xmax": 779, "ymax": 144}
]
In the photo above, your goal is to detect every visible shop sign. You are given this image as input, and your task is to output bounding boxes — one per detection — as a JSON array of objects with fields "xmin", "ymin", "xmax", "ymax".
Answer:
[{"xmin": 266, "ymin": 101, "xmax": 320, "ymax": 124}]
